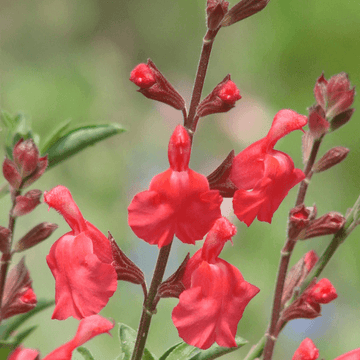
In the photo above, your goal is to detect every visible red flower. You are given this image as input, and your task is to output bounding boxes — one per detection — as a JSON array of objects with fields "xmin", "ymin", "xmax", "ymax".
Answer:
[
  {"xmin": 8, "ymin": 315, "xmax": 114, "ymax": 360},
  {"xmin": 44, "ymin": 186, "xmax": 117, "ymax": 320},
  {"xmin": 172, "ymin": 217, "xmax": 259, "ymax": 349},
  {"xmin": 292, "ymin": 338, "xmax": 319, "ymax": 360},
  {"xmin": 128, "ymin": 125, "xmax": 222, "ymax": 247},
  {"xmin": 231, "ymin": 109, "xmax": 307, "ymax": 226},
  {"xmin": 334, "ymin": 348, "xmax": 360, "ymax": 360}
]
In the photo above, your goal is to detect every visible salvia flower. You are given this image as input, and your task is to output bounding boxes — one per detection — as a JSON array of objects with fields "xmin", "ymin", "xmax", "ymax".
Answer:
[
  {"xmin": 130, "ymin": 59, "xmax": 185, "ymax": 110},
  {"xmin": 128, "ymin": 125, "xmax": 222, "ymax": 247},
  {"xmin": 44, "ymin": 186, "xmax": 117, "ymax": 320},
  {"xmin": 172, "ymin": 217, "xmax": 259, "ymax": 349},
  {"xmin": 8, "ymin": 315, "xmax": 114, "ymax": 360},
  {"xmin": 231, "ymin": 109, "xmax": 307, "ymax": 226},
  {"xmin": 292, "ymin": 338, "xmax": 319, "ymax": 360},
  {"xmin": 196, "ymin": 75, "xmax": 241, "ymax": 118}
]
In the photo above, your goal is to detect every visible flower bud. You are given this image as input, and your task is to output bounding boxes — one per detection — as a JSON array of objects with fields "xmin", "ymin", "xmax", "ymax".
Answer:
[
  {"xmin": 207, "ymin": 150, "xmax": 238, "ymax": 197},
  {"xmin": 287, "ymin": 205, "xmax": 312, "ymax": 240},
  {"xmin": 221, "ymin": 0, "xmax": 270, "ymax": 27},
  {"xmin": 207, "ymin": 0, "xmax": 229, "ymax": 30},
  {"xmin": 12, "ymin": 189, "xmax": 42, "ymax": 217},
  {"xmin": 13, "ymin": 139, "xmax": 39, "ymax": 178},
  {"xmin": 157, "ymin": 253, "xmax": 189, "ymax": 299},
  {"xmin": 1, "ymin": 257, "xmax": 37, "ymax": 320},
  {"xmin": 313, "ymin": 146, "xmax": 349, "ymax": 173},
  {"xmin": 196, "ymin": 75, "xmax": 241, "ymax": 118},
  {"xmin": 109, "ymin": 232, "xmax": 145, "ymax": 286},
  {"xmin": 298, "ymin": 212, "xmax": 346, "ymax": 240},
  {"xmin": 282, "ymin": 250, "xmax": 319, "ymax": 306},
  {"xmin": 13, "ymin": 222, "xmax": 58, "ymax": 252},
  {"xmin": 130, "ymin": 59, "xmax": 185, "ymax": 110},
  {"xmin": 313, "ymin": 73, "xmax": 328, "ymax": 111},
  {"xmin": 330, "ymin": 108, "xmax": 355, "ymax": 131},
  {"xmin": 2, "ymin": 157, "xmax": 22, "ymax": 189},
  {"xmin": 308, "ymin": 105, "xmax": 329, "ymax": 139},
  {"xmin": 0, "ymin": 226, "xmax": 11, "ymax": 253},
  {"xmin": 168, "ymin": 125, "xmax": 191, "ymax": 172},
  {"xmin": 307, "ymin": 278, "xmax": 337, "ymax": 304},
  {"xmin": 292, "ymin": 338, "xmax": 319, "ymax": 360}
]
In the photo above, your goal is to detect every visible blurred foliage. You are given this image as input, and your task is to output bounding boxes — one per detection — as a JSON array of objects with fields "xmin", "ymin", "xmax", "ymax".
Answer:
[{"xmin": 0, "ymin": 0, "xmax": 359, "ymax": 359}]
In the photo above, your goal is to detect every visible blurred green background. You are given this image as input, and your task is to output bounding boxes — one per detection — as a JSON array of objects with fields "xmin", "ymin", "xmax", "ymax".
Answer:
[{"xmin": 1, "ymin": 0, "xmax": 360, "ymax": 359}]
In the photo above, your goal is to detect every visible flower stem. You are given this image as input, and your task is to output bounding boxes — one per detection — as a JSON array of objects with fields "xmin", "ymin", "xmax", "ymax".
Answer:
[
  {"xmin": 131, "ymin": 242, "xmax": 172, "ymax": 360},
  {"xmin": 185, "ymin": 28, "xmax": 219, "ymax": 134},
  {"xmin": 262, "ymin": 135, "xmax": 324, "ymax": 360},
  {"xmin": 0, "ymin": 188, "xmax": 21, "ymax": 322}
]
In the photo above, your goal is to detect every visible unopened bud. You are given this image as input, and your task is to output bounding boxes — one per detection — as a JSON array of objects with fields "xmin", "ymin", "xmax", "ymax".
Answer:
[
  {"xmin": 308, "ymin": 105, "xmax": 329, "ymax": 139},
  {"xmin": 1, "ymin": 257, "xmax": 37, "ymax": 320},
  {"xmin": 207, "ymin": 0, "xmax": 229, "ymax": 30},
  {"xmin": 130, "ymin": 59, "xmax": 185, "ymax": 110},
  {"xmin": 14, "ymin": 222, "xmax": 58, "ymax": 252},
  {"xmin": 299, "ymin": 212, "xmax": 346, "ymax": 240},
  {"xmin": 288, "ymin": 205, "xmax": 312, "ymax": 240},
  {"xmin": 0, "ymin": 226, "xmax": 11, "ymax": 253},
  {"xmin": 157, "ymin": 253, "xmax": 190, "ymax": 299},
  {"xmin": 221, "ymin": 0, "xmax": 270, "ymax": 27},
  {"xmin": 109, "ymin": 232, "xmax": 145, "ymax": 286},
  {"xmin": 292, "ymin": 338, "xmax": 319, "ymax": 360},
  {"xmin": 196, "ymin": 75, "xmax": 241, "ymax": 118},
  {"xmin": 282, "ymin": 250, "xmax": 319, "ymax": 306},
  {"xmin": 2, "ymin": 158, "xmax": 22, "ymax": 189},
  {"xmin": 313, "ymin": 147, "xmax": 349, "ymax": 173},
  {"xmin": 313, "ymin": 73, "xmax": 328, "ymax": 111},
  {"xmin": 207, "ymin": 150, "xmax": 237, "ymax": 197},
  {"xmin": 13, "ymin": 189, "xmax": 42, "ymax": 217},
  {"xmin": 307, "ymin": 278, "xmax": 337, "ymax": 304},
  {"xmin": 13, "ymin": 139, "xmax": 39, "ymax": 178},
  {"xmin": 330, "ymin": 108, "xmax": 355, "ymax": 131}
]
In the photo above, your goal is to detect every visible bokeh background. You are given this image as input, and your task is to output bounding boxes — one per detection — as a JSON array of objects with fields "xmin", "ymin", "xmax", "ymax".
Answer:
[{"xmin": 1, "ymin": 0, "xmax": 360, "ymax": 359}]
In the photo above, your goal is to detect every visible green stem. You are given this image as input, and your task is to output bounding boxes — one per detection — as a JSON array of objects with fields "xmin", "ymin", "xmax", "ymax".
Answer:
[
  {"xmin": 243, "ymin": 336, "xmax": 266, "ymax": 360},
  {"xmin": 131, "ymin": 242, "xmax": 172, "ymax": 360}
]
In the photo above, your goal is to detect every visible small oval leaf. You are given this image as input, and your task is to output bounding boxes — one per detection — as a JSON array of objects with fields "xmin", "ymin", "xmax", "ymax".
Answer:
[
  {"xmin": 44, "ymin": 124, "xmax": 126, "ymax": 169},
  {"xmin": 76, "ymin": 346, "xmax": 95, "ymax": 360}
]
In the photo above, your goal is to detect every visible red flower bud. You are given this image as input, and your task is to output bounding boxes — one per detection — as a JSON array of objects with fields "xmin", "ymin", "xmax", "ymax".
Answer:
[
  {"xmin": 13, "ymin": 189, "xmax": 42, "ymax": 217},
  {"xmin": 288, "ymin": 205, "xmax": 312, "ymax": 240},
  {"xmin": 207, "ymin": 0, "xmax": 229, "ymax": 30},
  {"xmin": 130, "ymin": 59, "xmax": 185, "ymax": 110},
  {"xmin": 292, "ymin": 338, "xmax": 319, "ymax": 360},
  {"xmin": 13, "ymin": 222, "xmax": 58, "ymax": 252},
  {"xmin": 308, "ymin": 105, "xmax": 329, "ymax": 139},
  {"xmin": 13, "ymin": 139, "xmax": 39, "ymax": 178},
  {"xmin": 331, "ymin": 108, "xmax": 355, "ymax": 131},
  {"xmin": 221, "ymin": 0, "xmax": 270, "ymax": 27},
  {"xmin": 2, "ymin": 158, "xmax": 22, "ymax": 189},
  {"xmin": 313, "ymin": 146, "xmax": 349, "ymax": 173},
  {"xmin": 298, "ymin": 212, "xmax": 346, "ymax": 240},
  {"xmin": 196, "ymin": 75, "xmax": 241, "ymax": 118},
  {"xmin": 307, "ymin": 278, "xmax": 338, "ymax": 304},
  {"xmin": 1, "ymin": 258, "xmax": 37, "ymax": 320}
]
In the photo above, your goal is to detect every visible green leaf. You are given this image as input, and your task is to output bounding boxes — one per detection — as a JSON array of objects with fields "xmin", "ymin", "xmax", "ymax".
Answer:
[
  {"xmin": 188, "ymin": 336, "xmax": 248, "ymax": 360},
  {"xmin": 118, "ymin": 323, "xmax": 158, "ymax": 360},
  {"xmin": 76, "ymin": 346, "xmax": 96, "ymax": 360},
  {"xmin": 159, "ymin": 343, "xmax": 183, "ymax": 360},
  {"xmin": 40, "ymin": 118, "xmax": 72, "ymax": 154},
  {"xmin": 0, "ymin": 299, "xmax": 54, "ymax": 340},
  {"xmin": 44, "ymin": 124, "xmax": 126, "ymax": 169},
  {"xmin": 160, "ymin": 337, "xmax": 247, "ymax": 360}
]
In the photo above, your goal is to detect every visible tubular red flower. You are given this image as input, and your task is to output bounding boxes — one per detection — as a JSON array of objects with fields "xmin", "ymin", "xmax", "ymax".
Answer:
[
  {"xmin": 172, "ymin": 217, "xmax": 259, "ymax": 349},
  {"xmin": 292, "ymin": 338, "xmax": 319, "ymax": 360},
  {"xmin": 128, "ymin": 125, "xmax": 222, "ymax": 247},
  {"xmin": 44, "ymin": 186, "xmax": 117, "ymax": 320},
  {"xmin": 231, "ymin": 109, "xmax": 307, "ymax": 226}
]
